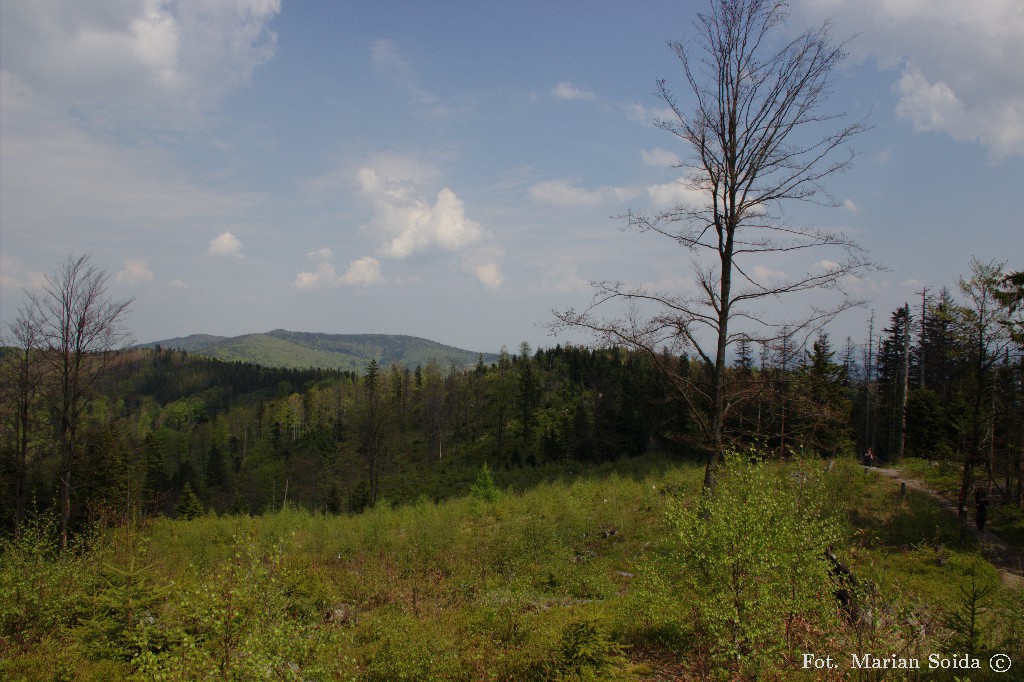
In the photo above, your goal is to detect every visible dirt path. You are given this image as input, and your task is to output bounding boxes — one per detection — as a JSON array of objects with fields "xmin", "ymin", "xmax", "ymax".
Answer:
[{"xmin": 868, "ymin": 466, "xmax": 1023, "ymax": 588}]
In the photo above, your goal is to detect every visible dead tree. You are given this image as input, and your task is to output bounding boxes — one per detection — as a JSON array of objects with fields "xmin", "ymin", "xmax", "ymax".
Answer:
[
  {"xmin": 552, "ymin": 0, "xmax": 873, "ymax": 492},
  {"xmin": 29, "ymin": 254, "xmax": 133, "ymax": 549}
]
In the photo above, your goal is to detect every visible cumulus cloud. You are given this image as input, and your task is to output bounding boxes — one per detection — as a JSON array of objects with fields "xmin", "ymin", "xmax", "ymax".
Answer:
[
  {"xmin": 294, "ymin": 250, "xmax": 386, "ymax": 289},
  {"xmin": 340, "ymin": 256, "xmax": 384, "ymax": 287},
  {"xmin": 0, "ymin": 0, "xmax": 281, "ymax": 127},
  {"xmin": 793, "ymin": 0, "xmax": 1024, "ymax": 156},
  {"xmin": 528, "ymin": 179, "xmax": 637, "ymax": 208},
  {"xmin": 842, "ymin": 199, "xmax": 862, "ymax": 213},
  {"xmin": 551, "ymin": 82, "xmax": 595, "ymax": 101},
  {"xmin": 298, "ymin": 155, "xmax": 504, "ymax": 289},
  {"xmin": 208, "ymin": 231, "xmax": 243, "ymax": 258},
  {"xmin": 116, "ymin": 258, "xmax": 155, "ymax": 284},
  {"xmin": 470, "ymin": 262, "xmax": 503, "ymax": 289},
  {"xmin": 460, "ymin": 244, "xmax": 505, "ymax": 289},
  {"xmin": 350, "ymin": 157, "xmax": 503, "ymax": 287},
  {"xmin": 358, "ymin": 167, "xmax": 483, "ymax": 258},
  {"xmin": 0, "ymin": 3, "xmax": 272, "ymax": 250},
  {"xmin": 294, "ymin": 248, "xmax": 339, "ymax": 290}
]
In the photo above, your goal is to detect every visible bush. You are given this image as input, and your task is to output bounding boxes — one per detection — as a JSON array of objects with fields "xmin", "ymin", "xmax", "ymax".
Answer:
[
  {"xmin": 667, "ymin": 452, "xmax": 843, "ymax": 678},
  {"xmin": 554, "ymin": 615, "xmax": 627, "ymax": 680},
  {"xmin": 0, "ymin": 514, "xmax": 89, "ymax": 653}
]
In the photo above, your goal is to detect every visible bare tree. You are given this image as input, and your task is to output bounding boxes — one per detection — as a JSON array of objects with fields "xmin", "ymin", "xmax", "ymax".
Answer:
[
  {"xmin": 552, "ymin": 0, "xmax": 873, "ymax": 491},
  {"xmin": 29, "ymin": 254, "xmax": 133, "ymax": 549}
]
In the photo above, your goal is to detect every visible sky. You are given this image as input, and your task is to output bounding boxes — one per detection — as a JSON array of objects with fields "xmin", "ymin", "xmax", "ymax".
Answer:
[{"xmin": 1, "ymin": 0, "xmax": 1022, "ymax": 356}]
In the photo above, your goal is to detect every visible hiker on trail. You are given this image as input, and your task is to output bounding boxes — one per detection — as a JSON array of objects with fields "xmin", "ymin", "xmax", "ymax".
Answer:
[
  {"xmin": 864, "ymin": 447, "xmax": 875, "ymax": 467},
  {"xmin": 975, "ymin": 487, "xmax": 989, "ymax": 532}
]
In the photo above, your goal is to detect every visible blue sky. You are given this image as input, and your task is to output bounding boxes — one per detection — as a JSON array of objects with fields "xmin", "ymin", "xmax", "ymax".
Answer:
[{"xmin": 2, "ymin": 0, "xmax": 1022, "ymax": 355}]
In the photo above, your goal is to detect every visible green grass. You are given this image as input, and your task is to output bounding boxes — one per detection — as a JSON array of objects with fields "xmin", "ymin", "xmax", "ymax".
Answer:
[
  {"xmin": 2, "ymin": 454, "xmax": 1022, "ymax": 681},
  {"xmin": 898, "ymin": 456, "xmax": 1024, "ymax": 548}
]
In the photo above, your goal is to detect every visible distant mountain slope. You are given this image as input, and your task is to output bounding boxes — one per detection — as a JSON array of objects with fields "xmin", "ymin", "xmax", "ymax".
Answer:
[{"xmin": 141, "ymin": 330, "xmax": 497, "ymax": 372}]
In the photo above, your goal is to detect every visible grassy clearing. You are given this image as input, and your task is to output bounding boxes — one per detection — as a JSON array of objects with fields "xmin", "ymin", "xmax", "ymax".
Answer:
[
  {"xmin": 1, "ymin": 454, "xmax": 1022, "ymax": 681},
  {"xmin": 897, "ymin": 457, "xmax": 1024, "ymax": 549}
]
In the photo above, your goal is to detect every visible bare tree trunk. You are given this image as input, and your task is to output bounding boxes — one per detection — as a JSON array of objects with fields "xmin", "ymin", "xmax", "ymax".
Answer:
[{"xmin": 898, "ymin": 304, "xmax": 910, "ymax": 460}]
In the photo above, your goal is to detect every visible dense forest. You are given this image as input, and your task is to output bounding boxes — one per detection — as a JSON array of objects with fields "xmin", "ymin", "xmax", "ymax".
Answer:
[{"xmin": 2, "ymin": 260, "xmax": 1021, "ymax": 539}]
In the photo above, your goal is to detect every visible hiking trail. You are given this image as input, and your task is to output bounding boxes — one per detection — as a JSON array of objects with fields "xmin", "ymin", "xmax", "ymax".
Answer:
[{"xmin": 868, "ymin": 466, "xmax": 1022, "ymax": 588}]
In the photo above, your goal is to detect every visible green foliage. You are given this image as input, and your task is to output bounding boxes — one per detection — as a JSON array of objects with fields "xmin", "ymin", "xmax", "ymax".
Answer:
[
  {"xmin": 555, "ymin": 616, "xmax": 628, "ymax": 680},
  {"xmin": 470, "ymin": 462, "xmax": 500, "ymax": 502},
  {"xmin": 2, "ymin": 453, "xmax": 1023, "ymax": 681},
  {"xmin": 74, "ymin": 530, "xmax": 167, "ymax": 661},
  {"xmin": 667, "ymin": 452, "xmax": 843, "ymax": 677},
  {"xmin": 0, "ymin": 514, "xmax": 88, "ymax": 652},
  {"xmin": 943, "ymin": 567, "xmax": 996, "ymax": 656},
  {"xmin": 175, "ymin": 483, "xmax": 204, "ymax": 521},
  {"xmin": 134, "ymin": 532, "xmax": 354, "ymax": 681}
]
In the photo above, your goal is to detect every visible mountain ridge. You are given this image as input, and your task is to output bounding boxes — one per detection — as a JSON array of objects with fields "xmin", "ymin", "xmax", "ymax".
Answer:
[{"xmin": 139, "ymin": 330, "xmax": 498, "ymax": 372}]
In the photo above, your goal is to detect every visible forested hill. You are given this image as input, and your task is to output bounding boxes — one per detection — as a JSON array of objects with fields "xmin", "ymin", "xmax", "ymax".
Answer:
[{"xmin": 140, "ymin": 329, "xmax": 497, "ymax": 372}]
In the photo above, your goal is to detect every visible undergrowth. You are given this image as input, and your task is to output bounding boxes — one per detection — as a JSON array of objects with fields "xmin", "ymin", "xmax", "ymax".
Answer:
[{"xmin": 1, "ymin": 454, "xmax": 1021, "ymax": 681}]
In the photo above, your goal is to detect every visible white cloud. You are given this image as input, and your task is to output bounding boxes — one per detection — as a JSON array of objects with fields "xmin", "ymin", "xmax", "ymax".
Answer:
[
  {"xmin": 461, "ymin": 244, "xmax": 505, "ymax": 289},
  {"xmin": 646, "ymin": 177, "xmax": 706, "ymax": 209},
  {"xmin": 0, "ymin": 0, "xmax": 281, "ymax": 128},
  {"xmin": 340, "ymin": 256, "xmax": 384, "ymax": 287},
  {"xmin": 623, "ymin": 101, "xmax": 675, "ymax": 124},
  {"xmin": 294, "ymin": 248, "xmax": 338, "ymax": 290},
  {"xmin": 116, "ymin": 258, "xmax": 155, "ymax": 284},
  {"xmin": 528, "ymin": 179, "xmax": 637, "ymax": 208},
  {"xmin": 642, "ymin": 148, "xmax": 682, "ymax": 167},
  {"xmin": 304, "ymin": 156, "xmax": 504, "ymax": 289},
  {"xmin": 293, "ymin": 249, "xmax": 385, "ymax": 289},
  {"xmin": 842, "ymin": 199, "xmax": 862, "ymax": 213},
  {"xmin": 793, "ymin": 0, "xmax": 1024, "ymax": 156},
  {"xmin": 552, "ymin": 82, "xmax": 595, "ymax": 101},
  {"xmin": 169, "ymin": 279, "xmax": 188, "ymax": 289},
  {"xmin": 208, "ymin": 231, "xmax": 243, "ymax": 258},
  {"xmin": 367, "ymin": 183, "xmax": 484, "ymax": 258},
  {"xmin": 470, "ymin": 262, "xmax": 504, "ymax": 289},
  {"xmin": 355, "ymin": 158, "xmax": 493, "ymax": 263}
]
